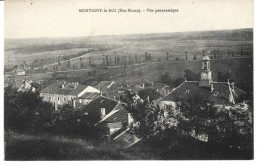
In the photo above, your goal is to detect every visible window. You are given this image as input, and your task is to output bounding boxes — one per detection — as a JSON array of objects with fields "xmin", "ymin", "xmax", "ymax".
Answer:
[
  {"xmin": 64, "ymin": 97, "xmax": 67, "ymax": 101},
  {"xmin": 57, "ymin": 97, "xmax": 60, "ymax": 101}
]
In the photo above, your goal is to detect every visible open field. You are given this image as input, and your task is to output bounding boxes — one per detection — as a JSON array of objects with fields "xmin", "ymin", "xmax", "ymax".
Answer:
[
  {"xmin": 5, "ymin": 28, "xmax": 253, "ymax": 70},
  {"xmin": 5, "ymin": 56, "xmax": 253, "ymax": 94},
  {"xmin": 4, "ymin": 28, "xmax": 253, "ymax": 93}
]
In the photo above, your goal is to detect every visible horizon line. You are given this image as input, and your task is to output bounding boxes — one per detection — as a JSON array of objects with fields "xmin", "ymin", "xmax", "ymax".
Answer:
[{"xmin": 4, "ymin": 27, "xmax": 253, "ymax": 40}]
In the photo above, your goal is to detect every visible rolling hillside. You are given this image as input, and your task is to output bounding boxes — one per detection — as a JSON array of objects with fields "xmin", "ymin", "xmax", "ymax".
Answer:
[{"xmin": 5, "ymin": 28, "xmax": 253, "ymax": 69}]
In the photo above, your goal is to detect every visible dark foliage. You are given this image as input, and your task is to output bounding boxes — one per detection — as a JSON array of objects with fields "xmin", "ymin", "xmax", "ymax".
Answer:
[
  {"xmin": 138, "ymin": 88, "xmax": 162, "ymax": 101},
  {"xmin": 4, "ymin": 86, "xmax": 107, "ymax": 141},
  {"xmin": 122, "ymin": 90, "xmax": 253, "ymax": 159},
  {"xmin": 4, "ymin": 86, "xmax": 53, "ymax": 133}
]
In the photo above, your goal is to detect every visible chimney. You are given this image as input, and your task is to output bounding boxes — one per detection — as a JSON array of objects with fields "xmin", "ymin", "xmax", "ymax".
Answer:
[
  {"xmin": 147, "ymin": 95, "xmax": 150, "ymax": 103},
  {"xmin": 73, "ymin": 99, "xmax": 76, "ymax": 109},
  {"xmin": 143, "ymin": 83, "xmax": 145, "ymax": 88},
  {"xmin": 127, "ymin": 113, "xmax": 134, "ymax": 127},
  {"xmin": 100, "ymin": 108, "xmax": 106, "ymax": 118},
  {"xmin": 74, "ymin": 84, "xmax": 77, "ymax": 89},
  {"xmin": 62, "ymin": 84, "xmax": 65, "ymax": 89},
  {"xmin": 113, "ymin": 96, "xmax": 116, "ymax": 100},
  {"xmin": 210, "ymin": 84, "xmax": 214, "ymax": 92}
]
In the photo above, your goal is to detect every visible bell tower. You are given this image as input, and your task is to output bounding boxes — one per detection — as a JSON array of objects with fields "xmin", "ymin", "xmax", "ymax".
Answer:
[{"xmin": 199, "ymin": 55, "xmax": 213, "ymax": 87}]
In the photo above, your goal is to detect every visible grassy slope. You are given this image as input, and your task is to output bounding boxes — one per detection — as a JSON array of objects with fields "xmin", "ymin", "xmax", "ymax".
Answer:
[
  {"xmin": 5, "ymin": 29, "xmax": 253, "ymax": 68},
  {"xmin": 4, "ymin": 132, "xmax": 140, "ymax": 160},
  {"xmin": 129, "ymin": 57, "xmax": 253, "ymax": 83},
  {"xmin": 49, "ymin": 56, "xmax": 252, "ymax": 93}
]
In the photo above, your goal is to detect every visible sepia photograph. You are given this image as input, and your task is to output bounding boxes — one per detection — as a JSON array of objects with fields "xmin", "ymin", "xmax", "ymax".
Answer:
[{"xmin": 3, "ymin": 0, "xmax": 254, "ymax": 160}]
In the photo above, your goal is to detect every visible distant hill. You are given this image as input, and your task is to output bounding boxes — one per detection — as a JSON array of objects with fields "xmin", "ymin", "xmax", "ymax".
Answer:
[{"xmin": 4, "ymin": 28, "xmax": 253, "ymax": 71}]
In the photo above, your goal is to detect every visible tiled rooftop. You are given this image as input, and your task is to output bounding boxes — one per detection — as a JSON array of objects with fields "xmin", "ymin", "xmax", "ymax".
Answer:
[{"xmin": 160, "ymin": 81, "xmax": 246, "ymax": 105}]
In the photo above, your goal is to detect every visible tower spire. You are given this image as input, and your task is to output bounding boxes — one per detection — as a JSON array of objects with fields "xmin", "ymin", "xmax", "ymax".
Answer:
[{"xmin": 199, "ymin": 55, "xmax": 213, "ymax": 87}]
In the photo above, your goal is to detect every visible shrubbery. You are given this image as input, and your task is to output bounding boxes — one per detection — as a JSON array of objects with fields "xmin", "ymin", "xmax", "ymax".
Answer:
[
  {"xmin": 4, "ymin": 86, "xmax": 107, "ymax": 140},
  {"xmin": 122, "ymin": 91, "xmax": 253, "ymax": 159}
]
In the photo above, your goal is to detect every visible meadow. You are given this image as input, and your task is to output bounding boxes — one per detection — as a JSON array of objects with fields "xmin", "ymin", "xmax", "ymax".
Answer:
[{"xmin": 5, "ymin": 28, "xmax": 253, "ymax": 70}]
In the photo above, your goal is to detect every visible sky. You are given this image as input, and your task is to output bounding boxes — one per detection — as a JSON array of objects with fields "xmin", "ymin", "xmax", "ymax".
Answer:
[{"xmin": 4, "ymin": 0, "xmax": 253, "ymax": 39}]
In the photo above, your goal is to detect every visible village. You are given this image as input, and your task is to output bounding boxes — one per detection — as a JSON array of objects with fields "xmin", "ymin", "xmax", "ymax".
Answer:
[
  {"xmin": 4, "ymin": 52, "xmax": 252, "ymax": 153},
  {"xmin": 3, "ymin": 0, "xmax": 255, "ymax": 161}
]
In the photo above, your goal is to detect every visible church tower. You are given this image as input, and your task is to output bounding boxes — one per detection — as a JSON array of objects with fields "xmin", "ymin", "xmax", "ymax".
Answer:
[{"xmin": 199, "ymin": 55, "xmax": 213, "ymax": 87}]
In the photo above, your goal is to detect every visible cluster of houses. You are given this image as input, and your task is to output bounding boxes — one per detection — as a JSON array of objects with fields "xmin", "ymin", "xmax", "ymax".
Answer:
[
  {"xmin": 39, "ymin": 77, "xmax": 172, "ymax": 140},
  {"xmin": 38, "ymin": 55, "xmax": 246, "ymax": 146}
]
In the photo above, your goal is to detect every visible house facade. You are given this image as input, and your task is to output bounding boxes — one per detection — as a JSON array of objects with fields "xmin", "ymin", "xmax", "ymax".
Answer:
[{"xmin": 40, "ymin": 82, "xmax": 100, "ymax": 109}]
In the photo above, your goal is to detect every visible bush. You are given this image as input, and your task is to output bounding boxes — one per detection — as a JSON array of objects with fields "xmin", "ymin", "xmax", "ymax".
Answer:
[{"xmin": 4, "ymin": 86, "xmax": 53, "ymax": 133}]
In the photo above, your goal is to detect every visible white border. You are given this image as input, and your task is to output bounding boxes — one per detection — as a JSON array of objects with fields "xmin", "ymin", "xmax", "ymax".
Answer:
[{"xmin": 0, "ymin": 0, "xmax": 259, "ymax": 165}]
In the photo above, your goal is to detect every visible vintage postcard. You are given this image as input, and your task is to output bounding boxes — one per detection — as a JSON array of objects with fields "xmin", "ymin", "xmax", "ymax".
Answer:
[{"xmin": 3, "ymin": 0, "xmax": 253, "ymax": 160}]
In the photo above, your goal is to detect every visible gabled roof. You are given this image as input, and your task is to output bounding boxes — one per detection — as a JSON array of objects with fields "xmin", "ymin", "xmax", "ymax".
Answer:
[
  {"xmin": 40, "ymin": 83, "xmax": 88, "ymax": 95},
  {"xmin": 40, "ymin": 83, "xmax": 61, "ymax": 94},
  {"xmin": 57, "ymin": 88, "xmax": 72, "ymax": 95},
  {"xmin": 78, "ymin": 96, "xmax": 118, "ymax": 115},
  {"xmin": 68, "ymin": 85, "xmax": 88, "ymax": 96},
  {"xmin": 160, "ymin": 81, "xmax": 246, "ymax": 105},
  {"xmin": 102, "ymin": 109, "xmax": 128, "ymax": 126},
  {"xmin": 78, "ymin": 92, "xmax": 100, "ymax": 99}
]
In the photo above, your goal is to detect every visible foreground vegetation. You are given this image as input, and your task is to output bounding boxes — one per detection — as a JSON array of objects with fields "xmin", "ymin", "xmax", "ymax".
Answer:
[
  {"xmin": 122, "ymin": 91, "xmax": 253, "ymax": 159},
  {"xmin": 5, "ymin": 132, "xmax": 140, "ymax": 160},
  {"xmin": 4, "ymin": 80, "xmax": 253, "ymax": 160}
]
